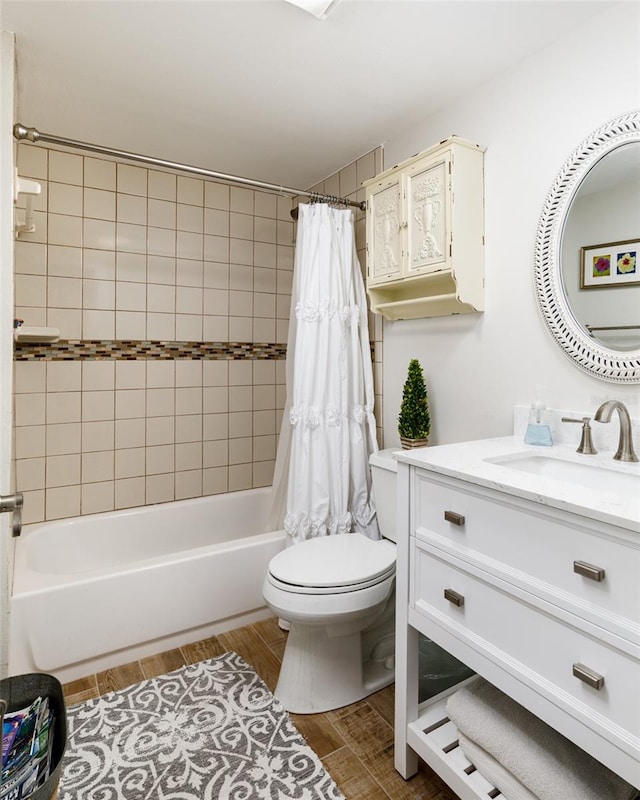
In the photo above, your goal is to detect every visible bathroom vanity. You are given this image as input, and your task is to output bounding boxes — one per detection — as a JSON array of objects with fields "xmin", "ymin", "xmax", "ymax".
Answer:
[{"xmin": 394, "ymin": 436, "xmax": 640, "ymax": 798}]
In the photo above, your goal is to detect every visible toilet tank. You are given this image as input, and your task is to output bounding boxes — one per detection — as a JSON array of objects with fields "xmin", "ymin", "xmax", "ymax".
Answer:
[{"xmin": 369, "ymin": 448, "xmax": 399, "ymax": 543}]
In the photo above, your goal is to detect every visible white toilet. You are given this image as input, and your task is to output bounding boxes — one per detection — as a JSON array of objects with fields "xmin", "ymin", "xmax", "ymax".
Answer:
[{"xmin": 262, "ymin": 449, "xmax": 398, "ymax": 713}]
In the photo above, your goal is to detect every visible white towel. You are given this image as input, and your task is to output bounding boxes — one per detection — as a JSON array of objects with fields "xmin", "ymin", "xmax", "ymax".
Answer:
[
  {"xmin": 446, "ymin": 676, "xmax": 640, "ymax": 800},
  {"xmin": 459, "ymin": 733, "xmax": 540, "ymax": 800}
]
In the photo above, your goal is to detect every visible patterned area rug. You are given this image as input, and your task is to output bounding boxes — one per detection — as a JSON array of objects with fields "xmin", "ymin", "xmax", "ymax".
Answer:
[{"xmin": 59, "ymin": 652, "xmax": 345, "ymax": 799}]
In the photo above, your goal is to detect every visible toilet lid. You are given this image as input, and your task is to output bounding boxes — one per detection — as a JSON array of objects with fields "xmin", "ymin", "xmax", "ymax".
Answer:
[{"xmin": 268, "ymin": 534, "xmax": 396, "ymax": 590}]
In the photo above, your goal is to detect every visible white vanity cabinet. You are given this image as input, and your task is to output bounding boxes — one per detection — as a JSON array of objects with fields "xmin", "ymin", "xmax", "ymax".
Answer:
[
  {"xmin": 394, "ymin": 453, "xmax": 640, "ymax": 799},
  {"xmin": 363, "ymin": 136, "xmax": 484, "ymax": 320}
]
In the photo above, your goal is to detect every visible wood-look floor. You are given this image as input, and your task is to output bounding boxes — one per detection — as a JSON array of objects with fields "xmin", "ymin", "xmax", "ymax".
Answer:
[{"xmin": 62, "ymin": 618, "xmax": 460, "ymax": 800}]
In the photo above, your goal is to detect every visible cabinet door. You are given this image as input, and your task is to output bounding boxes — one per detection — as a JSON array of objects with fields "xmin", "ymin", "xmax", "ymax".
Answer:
[
  {"xmin": 405, "ymin": 153, "xmax": 450, "ymax": 277},
  {"xmin": 366, "ymin": 176, "xmax": 403, "ymax": 285}
]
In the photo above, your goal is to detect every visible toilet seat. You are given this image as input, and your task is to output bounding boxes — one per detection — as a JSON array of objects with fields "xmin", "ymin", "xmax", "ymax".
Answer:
[{"xmin": 267, "ymin": 534, "xmax": 396, "ymax": 595}]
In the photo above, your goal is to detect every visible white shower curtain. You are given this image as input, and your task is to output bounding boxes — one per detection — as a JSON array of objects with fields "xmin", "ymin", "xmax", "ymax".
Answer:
[{"xmin": 268, "ymin": 202, "xmax": 380, "ymax": 543}]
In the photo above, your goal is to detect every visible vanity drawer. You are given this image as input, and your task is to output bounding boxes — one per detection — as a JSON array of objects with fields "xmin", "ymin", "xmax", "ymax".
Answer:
[
  {"xmin": 412, "ymin": 541, "xmax": 640, "ymax": 742},
  {"xmin": 414, "ymin": 472, "xmax": 640, "ymax": 628}
]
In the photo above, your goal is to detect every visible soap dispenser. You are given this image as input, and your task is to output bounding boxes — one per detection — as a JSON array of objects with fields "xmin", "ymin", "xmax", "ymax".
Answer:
[{"xmin": 524, "ymin": 393, "xmax": 553, "ymax": 447}]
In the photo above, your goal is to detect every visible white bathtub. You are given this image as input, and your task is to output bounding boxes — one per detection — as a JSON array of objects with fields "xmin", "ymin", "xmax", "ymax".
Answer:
[{"xmin": 10, "ymin": 488, "xmax": 286, "ymax": 682}]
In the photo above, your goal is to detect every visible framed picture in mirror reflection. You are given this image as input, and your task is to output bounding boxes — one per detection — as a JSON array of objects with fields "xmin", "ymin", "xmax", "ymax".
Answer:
[{"xmin": 580, "ymin": 238, "xmax": 640, "ymax": 289}]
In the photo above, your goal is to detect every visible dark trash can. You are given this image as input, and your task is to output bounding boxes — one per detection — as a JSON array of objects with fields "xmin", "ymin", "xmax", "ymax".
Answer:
[{"xmin": 1, "ymin": 673, "xmax": 67, "ymax": 800}]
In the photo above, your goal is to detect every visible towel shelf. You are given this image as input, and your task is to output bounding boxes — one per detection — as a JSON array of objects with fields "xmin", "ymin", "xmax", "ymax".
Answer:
[{"xmin": 406, "ymin": 688, "xmax": 507, "ymax": 800}]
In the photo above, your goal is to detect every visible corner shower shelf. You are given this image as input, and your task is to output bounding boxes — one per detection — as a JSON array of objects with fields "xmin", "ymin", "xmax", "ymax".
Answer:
[{"xmin": 410, "ymin": 690, "xmax": 504, "ymax": 800}]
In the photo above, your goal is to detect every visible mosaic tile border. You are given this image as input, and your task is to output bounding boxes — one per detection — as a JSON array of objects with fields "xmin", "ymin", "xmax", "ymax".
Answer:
[{"xmin": 14, "ymin": 340, "xmax": 288, "ymax": 361}]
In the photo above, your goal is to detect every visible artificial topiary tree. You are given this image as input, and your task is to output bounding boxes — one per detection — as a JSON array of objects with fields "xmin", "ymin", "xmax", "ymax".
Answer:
[{"xmin": 398, "ymin": 359, "xmax": 430, "ymax": 446}]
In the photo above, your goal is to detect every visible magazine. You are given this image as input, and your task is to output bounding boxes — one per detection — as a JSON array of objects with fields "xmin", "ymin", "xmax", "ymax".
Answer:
[{"xmin": 0, "ymin": 696, "xmax": 55, "ymax": 799}]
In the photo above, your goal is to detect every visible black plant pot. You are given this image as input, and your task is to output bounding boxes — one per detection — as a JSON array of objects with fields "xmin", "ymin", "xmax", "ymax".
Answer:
[{"xmin": 1, "ymin": 673, "xmax": 67, "ymax": 800}]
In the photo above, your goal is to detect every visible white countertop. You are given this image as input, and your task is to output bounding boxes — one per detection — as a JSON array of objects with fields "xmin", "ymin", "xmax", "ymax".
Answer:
[{"xmin": 395, "ymin": 436, "xmax": 640, "ymax": 533}]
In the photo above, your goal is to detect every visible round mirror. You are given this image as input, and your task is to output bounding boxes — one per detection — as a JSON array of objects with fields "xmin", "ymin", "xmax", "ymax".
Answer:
[{"xmin": 535, "ymin": 111, "xmax": 640, "ymax": 383}]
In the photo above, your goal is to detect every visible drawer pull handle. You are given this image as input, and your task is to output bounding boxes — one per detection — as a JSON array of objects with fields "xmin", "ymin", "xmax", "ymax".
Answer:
[
  {"xmin": 444, "ymin": 588, "xmax": 465, "ymax": 607},
  {"xmin": 444, "ymin": 510, "xmax": 465, "ymax": 526},
  {"xmin": 572, "ymin": 663, "xmax": 604, "ymax": 690},
  {"xmin": 573, "ymin": 561, "xmax": 605, "ymax": 582}
]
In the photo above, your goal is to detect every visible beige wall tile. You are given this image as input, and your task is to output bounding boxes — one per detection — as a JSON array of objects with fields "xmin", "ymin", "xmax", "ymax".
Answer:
[
  {"xmin": 83, "ymin": 278, "xmax": 115, "ymax": 310},
  {"xmin": 81, "ymin": 481, "xmax": 114, "ymax": 514},
  {"xmin": 146, "ymin": 473, "xmax": 174, "ymax": 504},
  {"xmin": 176, "ymin": 231, "xmax": 203, "ymax": 260},
  {"xmin": 146, "ymin": 387, "xmax": 175, "ymax": 417},
  {"xmin": 48, "ymin": 308, "xmax": 82, "ymax": 339},
  {"xmin": 82, "ymin": 390, "xmax": 115, "ymax": 422},
  {"xmin": 229, "ymin": 186, "xmax": 253, "ymax": 214},
  {"xmin": 116, "ymin": 252, "xmax": 146, "ymax": 283},
  {"xmin": 175, "ymin": 469, "xmax": 202, "ymax": 500},
  {"xmin": 117, "ymin": 193, "xmax": 147, "ymax": 225},
  {"xmin": 148, "ymin": 170, "xmax": 176, "ymax": 201},
  {"xmin": 115, "ymin": 476, "xmax": 145, "ymax": 509},
  {"xmin": 115, "ymin": 447, "xmax": 146, "ymax": 479},
  {"xmin": 175, "ymin": 414, "xmax": 202, "ymax": 443},
  {"xmin": 146, "ymin": 361, "xmax": 175, "ymax": 388},
  {"xmin": 82, "ymin": 450, "xmax": 114, "ymax": 483},
  {"xmin": 115, "ymin": 418, "xmax": 146, "ymax": 449},
  {"xmin": 203, "ymin": 439, "xmax": 228, "ymax": 468},
  {"xmin": 202, "ymin": 466, "xmax": 227, "ymax": 495},
  {"xmin": 149, "ymin": 198, "xmax": 176, "ymax": 229},
  {"xmin": 84, "ymin": 218, "xmax": 115, "ymax": 250},
  {"xmin": 146, "ymin": 416, "xmax": 174, "ymax": 446},
  {"xmin": 14, "ymin": 361, "xmax": 46, "ymax": 394},
  {"xmin": 204, "ymin": 181, "xmax": 229, "ymax": 210},
  {"xmin": 203, "ymin": 413, "xmax": 228, "ymax": 441},
  {"xmin": 82, "ymin": 420, "xmax": 115, "ymax": 453},
  {"xmin": 229, "ymin": 437, "xmax": 252, "ymax": 465},
  {"xmin": 16, "ymin": 457, "xmax": 45, "ymax": 491},
  {"xmin": 146, "ymin": 444, "xmax": 175, "ymax": 475},
  {"xmin": 147, "ymin": 255, "xmax": 175, "ymax": 285},
  {"xmin": 84, "ymin": 157, "xmax": 116, "ymax": 191},
  {"xmin": 46, "ymin": 454, "xmax": 81, "ymax": 487},
  {"xmin": 16, "ymin": 274, "xmax": 46, "ymax": 307},
  {"xmin": 115, "ymin": 389, "xmax": 146, "ymax": 419},
  {"xmin": 116, "ymin": 311, "xmax": 146, "ymax": 340},
  {"xmin": 15, "ymin": 392, "xmax": 45, "ymax": 427},
  {"xmin": 202, "ymin": 361, "xmax": 228, "ymax": 387},
  {"xmin": 46, "ymin": 422, "xmax": 81, "ymax": 455},
  {"xmin": 49, "ymin": 183, "xmax": 83, "ymax": 216},
  {"xmin": 176, "ymin": 287, "xmax": 203, "ymax": 315},
  {"xmin": 15, "ymin": 241, "xmax": 47, "ymax": 276},
  {"xmin": 15, "ymin": 425, "xmax": 46, "ymax": 460},
  {"xmin": 82, "ymin": 361, "xmax": 116, "ymax": 392},
  {"xmin": 203, "ymin": 261, "xmax": 229, "ymax": 289},
  {"xmin": 117, "ymin": 164, "xmax": 147, "ymax": 196},
  {"xmin": 229, "ymin": 463, "xmax": 252, "ymax": 491},
  {"xmin": 82, "ymin": 248, "xmax": 116, "ymax": 281},
  {"xmin": 253, "ymin": 459, "xmax": 275, "ymax": 488},
  {"xmin": 49, "ymin": 244, "xmax": 82, "ymax": 278},
  {"xmin": 46, "ymin": 485, "xmax": 81, "ymax": 520},
  {"xmin": 48, "ymin": 276, "xmax": 82, "ymax": 308},
  {"xmin": 49, "ymin": 151, "xmax": 83, "ymax": 185},
  {"xmin": 18, "ymin": 144, "xmax": 48, "ymax": 179},
  {"xmin": 203, "ymin": 315, "xmax": 229, "ymax": 341},
  {"xmin": 176, "ymin": 442, "xmax": 202, "ymax": 472},
  {"xmin": 177, "ymin": 176, "xmax": 203, "ymax": 206},
  {"xmin": 116, "ymin": 222, "xmax": 147, "ymax": 254},
  {"xmin": 47, "ymin": 391, "xmax": 81, "ymax": 424},
  {"xmin": 115, "ymin": 361, "xmax": 146, "ymax": 390}
]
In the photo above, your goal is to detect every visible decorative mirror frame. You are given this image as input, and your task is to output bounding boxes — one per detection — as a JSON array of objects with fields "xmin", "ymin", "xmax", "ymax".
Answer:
[{"xmin": 534, "ymin": 110, "xmax": 640, "ymax": 383}]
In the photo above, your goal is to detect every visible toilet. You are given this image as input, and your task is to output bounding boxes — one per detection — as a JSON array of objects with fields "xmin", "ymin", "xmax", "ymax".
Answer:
[{"xmin": 262, "ymin": 449, "xmax": 398, "ymax": 713}]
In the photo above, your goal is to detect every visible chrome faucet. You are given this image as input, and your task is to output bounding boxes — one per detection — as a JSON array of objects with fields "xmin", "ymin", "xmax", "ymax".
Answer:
[{"xmin": 594, "ymin": 401, "xmax": 639, "ymax": 462}]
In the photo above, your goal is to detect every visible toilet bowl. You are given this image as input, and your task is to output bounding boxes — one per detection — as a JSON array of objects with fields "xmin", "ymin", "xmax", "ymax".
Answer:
[{"xmin": 262, "ymin": 449, "xmax": 398, "ymax": 713}]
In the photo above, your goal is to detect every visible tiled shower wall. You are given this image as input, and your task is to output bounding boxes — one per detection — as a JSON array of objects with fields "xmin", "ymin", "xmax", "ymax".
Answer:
[{"xmin": 12, "ymin": 143, "xmax": 383, "ymax": 524}]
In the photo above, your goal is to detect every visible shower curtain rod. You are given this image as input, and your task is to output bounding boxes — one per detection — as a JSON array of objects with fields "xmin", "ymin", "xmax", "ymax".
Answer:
[{"xmin": 13, "ymin": 123, "xmax": 366, "ymax": 212}]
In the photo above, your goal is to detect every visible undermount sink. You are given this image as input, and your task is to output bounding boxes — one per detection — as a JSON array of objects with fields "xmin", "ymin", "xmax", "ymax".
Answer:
[{"xmin": 485, "ymin": 451, "xmax": 640, "ymax": 495}]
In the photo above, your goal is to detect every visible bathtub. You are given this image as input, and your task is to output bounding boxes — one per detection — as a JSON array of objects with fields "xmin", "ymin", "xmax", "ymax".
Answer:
[{"xmin": 10, "ymin": 488, "xmax": 286, "ymax": 683}]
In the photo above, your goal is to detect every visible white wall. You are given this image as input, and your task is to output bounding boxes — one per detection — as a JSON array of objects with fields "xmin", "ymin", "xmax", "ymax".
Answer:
[{"xmin": 382, "ymin": 3, "xmax": 640, "ymax": 448}]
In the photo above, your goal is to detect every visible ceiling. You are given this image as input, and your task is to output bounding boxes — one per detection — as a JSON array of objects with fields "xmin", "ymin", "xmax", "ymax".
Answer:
[{"xmin": 1, "ymin": 0, "xmax": 616, "ymax": 191}]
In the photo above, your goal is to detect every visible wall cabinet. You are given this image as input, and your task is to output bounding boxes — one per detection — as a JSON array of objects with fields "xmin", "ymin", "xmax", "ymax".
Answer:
[
  {"xmin": 364, "ymin": 136, "xmax": 485, "ymax": 320},
  {"xmin": 394, "ymin": 460, "xmax": 640, "ymax": 799}
]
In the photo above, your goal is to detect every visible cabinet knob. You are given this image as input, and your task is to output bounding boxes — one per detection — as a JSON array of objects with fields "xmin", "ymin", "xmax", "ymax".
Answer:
[
  {"xmin": 444, "ymin": 588, "xmax": 465, "ymax": 607},
  {"xmin": 572, "ymin": 663, "xmax": 604, "ymax": 690},
  {"xmin": 573, "ymin": 561, "xmax": 606, "ymax": 582},
  {"xmin": 444, "ymin": 510, "xmax": 465, "ymax": 526}
]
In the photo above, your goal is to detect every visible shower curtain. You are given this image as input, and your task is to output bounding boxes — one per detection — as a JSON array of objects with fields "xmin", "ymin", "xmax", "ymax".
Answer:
[{"xmin": 269, "ymin": 202, "xmax": 380, "ymax": 543}]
